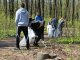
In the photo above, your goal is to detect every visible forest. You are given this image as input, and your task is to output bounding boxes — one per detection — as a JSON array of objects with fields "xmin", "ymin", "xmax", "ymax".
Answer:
[
  {"xmin": 0, "ymin": 0, "xmax": 80, "ymax": 41},
  {"xmin": 0, "ymin": 0, "xmax": 80, "ymax": 60}
]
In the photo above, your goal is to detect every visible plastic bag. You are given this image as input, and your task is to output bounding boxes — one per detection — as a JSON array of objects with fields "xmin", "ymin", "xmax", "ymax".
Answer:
[
  {"xmin": 19, "ymin": 27, "xmax": 36, "ymax": 47},
  {"xmin": 28, "ymin": 27, "xmax": 35, "ymax": 40},
  {"xmin": 47, "ymin": 24, "xmax": 60, "ymax": 38},
  {"xmin": 19, "ymin": 37, "xmax": 27, "ymax": 47},
  {"xmin": 47, "ymin": 25, "xmax": 53, "ymax": 38}
]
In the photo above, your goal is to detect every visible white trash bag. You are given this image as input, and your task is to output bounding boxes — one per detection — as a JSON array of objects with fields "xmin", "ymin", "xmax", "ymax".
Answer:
[
  {"xmin": 47, "ymin": 24, "xmax": 53, "ymax": 38},
  {"xmin": 19, "ymin": 27, "xmax": 36, "ymax": 47},
  {"xmin": 47, "ymin": 24, "xmax": 59, "ymax": 38},
  {"xmin": 19, "ymin": 37, "xmax": 27, "ymax": 47}
]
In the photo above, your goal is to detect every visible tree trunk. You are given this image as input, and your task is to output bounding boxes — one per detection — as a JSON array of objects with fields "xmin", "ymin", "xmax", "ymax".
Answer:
[
  {"xmin": 42, "ymin": 0, "xmax": 44, "ymax": 18},
  {"xmin": 34, "ymin": 0, "xmax": 36, "ymax": 16},
  {"xmin": 11, "ymin": 0, "xmax": 14, "ymax": 18},
  {"xmin": 60, "ymin": 0, "xmax": 62, "ymax": 17},
  {"xmin": 64, "ymin": 0, "xmax": 69, "ymax": 19},
  {"xmin": 0, "ymin": 0, "xmax": 1, "ymax": 9},
  {"xmin": 30, "ymin": 0, "xmax": 33, "ymax": 16},
  {"xmin": 4, "ymin": 0, "xmax": 7, "ymax": 17},
  {"xmin": 49, "ymin": 0, "xmax": 52, "ymax": 17},
  {"xmin": 25, "ymin": 0, "xmax": 29, "ymax": 11},
  {"xmin": 72, "ymin": 0, "xmax": 75, "ymax": 25},
  {"xmin": 38, "ymin": 0, "xmax": 41, "ymax": 15},
  {"xmin": 16, "ymin": 0, "xmax": 18, "ymax": 10},
  {"xmin": 53, "ymin": 0, "xmax": 57, "ymax": 18}
]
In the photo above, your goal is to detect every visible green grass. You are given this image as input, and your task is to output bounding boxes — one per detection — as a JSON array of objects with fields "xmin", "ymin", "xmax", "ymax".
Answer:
[
  {"xmin": 49, "ymin": 37, "xmax": 80, "ymax": 44},
  {"xmin": 0, "ymin": 12, "xmax": 16, "ymax": 39},
  {"xmin": 0, "ymin": 12, "xmax": 80, "ymax": 43}
]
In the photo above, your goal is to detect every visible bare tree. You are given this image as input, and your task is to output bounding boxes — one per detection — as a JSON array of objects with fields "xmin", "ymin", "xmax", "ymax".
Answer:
[
  {"xmin": 42, "ymin": 0, "xmax": 44, "ymax": 18},
  {"xmin": 72, "ymin": 0, "xmax": 75, "ymax": 25},
  {"xmin": 8, "ymin": 0, "xmax": 14, "ymax": 19},
  {"xmin": 64, "ymin": 0, "xmax": 69, "ymax": 19},
  {"xmin": 53, "ymin": 0, "xmax": 57, "ymax": 18},
  {"xmin": 49, "ymin": 0, "xmax": 52, "ymax": 17},
  {"xmin": 38, "ymin": 0, "xmax": 41, "ymax": 15},
  {"xmin": 25, "ymin": 0, "xmax": 29, "ymax": 11},
  {"xmin": 76, "ymin": 0, "xmax": 79, "ymax": 21},
  {"xmin": 30, "ymin": 0, "xmax": 33, "ymax": 16},
  {"xmin": 60, "ymin": 0, "xmax": 62, "ymax": 17},
  {"xmin": 16, "ymin": 0, "xmax": 18, "ymax": 10},
  {"xmin": 35, "ymin": 0, "xmax": 37, "ymax": 15}
]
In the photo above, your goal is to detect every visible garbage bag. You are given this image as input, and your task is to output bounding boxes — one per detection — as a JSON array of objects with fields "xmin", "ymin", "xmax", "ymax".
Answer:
[
  {"xmin": 47, "ymin": 24, "xmax": 60, "ymax": 38},
  {"xmin": 19, "ymin": 37, "xmax": 27, "ymax": 47},
  {"xmin": 47, "ymin": 25, "xmax": 53, "ymax": 38},
  {"xmin": 28, "ymin": 27, "xmax": 35, "ymax": 40},
  {"xmin": 19, "ymin": 27, "xmax": 36, "ymax": 47}
]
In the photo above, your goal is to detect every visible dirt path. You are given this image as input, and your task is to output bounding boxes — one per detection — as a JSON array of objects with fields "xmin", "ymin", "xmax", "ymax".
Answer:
[{"xmin": 0, "ymin": 38, "xmax": 80, "ymax": 60}]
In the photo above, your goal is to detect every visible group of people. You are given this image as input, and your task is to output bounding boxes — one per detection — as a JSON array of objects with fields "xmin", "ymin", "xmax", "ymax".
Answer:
[
  {"xmin": 15, "ymin": 3, "xmax": 64, "ymax": 50},
  {"xmin": 15, "ymin": 3, "xmax": 44, "ymax": 50},
  {"xmin": 47, "ymin": 17, "xmax": 65, "ymax": 38}
]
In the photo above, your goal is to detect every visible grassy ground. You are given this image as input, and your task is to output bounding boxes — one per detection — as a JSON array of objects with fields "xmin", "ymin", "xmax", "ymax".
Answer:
[
  {"xmin": 0, "ymin": 12, "xmax": 80, "ymax": 60},
  {"xmin": 0, "ymin": 12, "xmax": 80, "ymax": 43}
]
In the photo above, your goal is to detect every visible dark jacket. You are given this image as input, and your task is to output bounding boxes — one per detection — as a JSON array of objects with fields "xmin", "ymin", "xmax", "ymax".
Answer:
[{"xmin": 51, "ymin": 18, "xmax": 58, "ymax": 29}]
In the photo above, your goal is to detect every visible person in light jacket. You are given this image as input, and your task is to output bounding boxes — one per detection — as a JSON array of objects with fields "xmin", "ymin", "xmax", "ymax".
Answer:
[{"xmin": 15, "ymin": 3, "xmax": 29, "ymax": 50}]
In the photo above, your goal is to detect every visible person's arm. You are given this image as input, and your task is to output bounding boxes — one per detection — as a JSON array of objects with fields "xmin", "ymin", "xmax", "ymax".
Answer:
[
  {"xmin": 15, "ymin": 11, "xmax": 20, "ymax": 26},
  {"xmin": 35, "ymin": 15, "xmax": 37, "ymax": 21},
  {"xmin": 37, "ymin": 16, "xmax": 43, "ymax": 28}
]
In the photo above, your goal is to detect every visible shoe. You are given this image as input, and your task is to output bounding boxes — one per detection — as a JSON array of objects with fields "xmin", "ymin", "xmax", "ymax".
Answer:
[
  {"xmin": 36, "ymin": 44, "xmax": 40, "ymax": 47},
  {"xmin": 27, "ymin": 47, "xmax": 30, "ymax": 50},
  {"xmin": 14, "ymin": 47, "xmax": 20, "ymax": 50},
  {"xmin": 26, "ymin": 46, "xmax": 30, "ymax": 50},
  {"xmin": 33, "ymin": 44, "xmax": 40, "ymax": 47}
]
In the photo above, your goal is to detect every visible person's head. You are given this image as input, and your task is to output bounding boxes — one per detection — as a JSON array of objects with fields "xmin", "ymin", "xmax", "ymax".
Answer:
[
  {"xmin": 21, "ymin": 3, "xmax": 25, "ymax": 8},
  {"xmin": 36, "ymin": 12, "xmax": 41, "ymax": 16},
  {"xmin": 52, "ymin": 17, "xmax": 57, "ymax": 21},
  {"xmin": 60, "ymin": 17, "xmax": 63, "ymax": 20}
]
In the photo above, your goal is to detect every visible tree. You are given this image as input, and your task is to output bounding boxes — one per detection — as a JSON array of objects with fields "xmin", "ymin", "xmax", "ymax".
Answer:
[
  {"xmin": 34, "ymin": 0, "xmax": 36, "ymax": 16},
  {"xmin": 64, "ymin": 0, "xmax": 69, "ymax": 19},
  {"xmin": 49, "ymin": 0, "xmax": 52, "ymax": 17},
  {"xmin": 38, "ymin": 0, "xmax": 41, "ymax": 15},
  {"xmin": 42, "ymin": 0, "xmax": 44, "ymax": 18},
  {"xmin": 8, "ymin": 0, "xmax": 14, "ymax": 19},
  {"xmin": 72, "ymin": 0, "xmax": 75, "ymax": 24},
  {"xmin": 3, "ymin": 0, "xmax": 7, "ymax": 17},
  {"xmin": 30, "ymin": 0, "xmax": 33, "ymax": 16},
  {"xmin": 16, "ymin": 0, "xmax": 18, "ymax": 10},
  {"xmin": 76, "ymin": 0, "xmax": 79, "ymax": 20},
  {"xmin": 25, "ymin": 0, "xmax": 29, "ymax": 11},
  {"xmin": 53, "ymin": 0, "xmax": 57, "ymax": 18},
  {"xmin": 0, "ymin": 0, "xmax": 1, "ymax": 8},
  {"xmin": 60, "ymin": 0, "xmax": 62, "ymax": 17}
]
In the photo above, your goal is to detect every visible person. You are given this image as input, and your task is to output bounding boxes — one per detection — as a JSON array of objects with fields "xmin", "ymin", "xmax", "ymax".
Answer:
[
  {"xmin": 33, "ymin": 12, "xmax": 44, "ymax": 46},
  {"xmin": 15, "ymin": 3, "xmax": 29, "ymax": 50},
  {"xmin": 29, "ymin": 15, "xmax": 34, "ymax": 24},
  {"xmin": 50, "ymin": 17, "xmax": 58, "ymax": 37},
  {"xmin": 58, "ymin": 17, "xmax": 65, "ymax": 36},
  {"xmin": 51, "ymin": 18, "xmax": 58, "ymax": 29}
]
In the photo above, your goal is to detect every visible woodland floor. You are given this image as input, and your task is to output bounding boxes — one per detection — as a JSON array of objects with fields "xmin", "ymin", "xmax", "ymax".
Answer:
[{"xmin": 0, "ymin": 37, "xmax": 80, "ymax": 60}]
